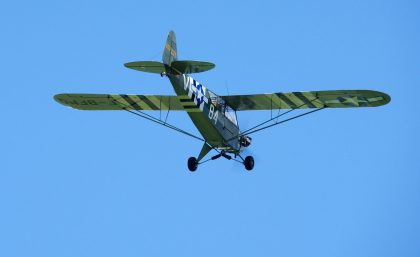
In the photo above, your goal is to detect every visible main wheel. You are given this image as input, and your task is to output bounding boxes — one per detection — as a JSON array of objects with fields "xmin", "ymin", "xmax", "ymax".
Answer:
[
  {"xmin": 187, "ymin": 157, "xmax": 198, "ymax": 172},
  {"xmin": 244, "ymin": 156, "xmax": 254, "ymax": 171}
]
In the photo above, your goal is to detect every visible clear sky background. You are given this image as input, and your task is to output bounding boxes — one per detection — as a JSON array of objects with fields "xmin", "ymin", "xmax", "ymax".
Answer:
[{"xmin": 1, "ymin": 0, "xmax": 419, "ymax": 256}]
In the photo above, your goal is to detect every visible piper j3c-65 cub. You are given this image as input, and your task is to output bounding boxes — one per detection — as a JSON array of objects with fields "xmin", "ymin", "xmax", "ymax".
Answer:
[{"xmin": 54, "ymin": 31, "xmax": 391, "ymax": 172}]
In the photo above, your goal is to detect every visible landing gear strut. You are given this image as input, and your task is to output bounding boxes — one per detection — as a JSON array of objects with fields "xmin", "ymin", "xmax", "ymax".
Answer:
[
  {"xmin": 187, "ymin": 154, "xmax": 255, "ymax": 171},
  {"xmin": 187, "ymin": 142, "xmax": 255, "ymax": 171}
]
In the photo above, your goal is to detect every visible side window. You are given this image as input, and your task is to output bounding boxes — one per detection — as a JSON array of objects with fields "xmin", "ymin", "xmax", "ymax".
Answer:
[{"xmin": 224, "ymin": 106, "xmax": 238, "ymax": 126}]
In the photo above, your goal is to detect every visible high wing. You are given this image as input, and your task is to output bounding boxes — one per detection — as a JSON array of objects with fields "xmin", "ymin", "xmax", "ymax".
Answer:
[
  {"xmin": 220, "ymin": 90, "xmax": 390, "ymax": 111},
  {"xmin": 54, "ymin": 93, "xmax": 198, "ymax": 111}
]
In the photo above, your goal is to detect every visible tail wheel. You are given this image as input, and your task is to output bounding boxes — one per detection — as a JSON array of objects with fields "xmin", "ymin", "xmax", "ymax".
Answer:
[
  {"xmin": 244, "ymin": 156, "xmax": 254, "ymax": 171},
  {"xmin": 187, "ymin": 157, "xmax": 198, "ymax": 172}
]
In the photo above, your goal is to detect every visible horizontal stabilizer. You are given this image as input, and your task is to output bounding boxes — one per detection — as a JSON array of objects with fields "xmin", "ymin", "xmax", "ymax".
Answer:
[
  {"xmin": 124, "ymin": 61, "xmax": 168, "ymax": 74},
  {"xmin": 171, "ymin": 60, "xmax": 215, "ymax": 74},
  {"xmin": 125, "ymin": 60, "xmax": 215, "ymax": 75}
]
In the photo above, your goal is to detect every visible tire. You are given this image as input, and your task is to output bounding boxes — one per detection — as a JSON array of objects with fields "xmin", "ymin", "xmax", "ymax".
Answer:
[
  {"xmin": 244, "ymin": 156, "xmax": 254, "ymax": 171},
  {"xmin": 188, "ymin": 157, "xmax": 198, "ymax": 172}
]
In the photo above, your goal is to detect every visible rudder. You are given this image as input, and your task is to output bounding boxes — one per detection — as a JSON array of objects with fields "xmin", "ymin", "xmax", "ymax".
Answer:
[{"xmin": 162, "ymin": 31, "xmax": 177, "ymax": 65}]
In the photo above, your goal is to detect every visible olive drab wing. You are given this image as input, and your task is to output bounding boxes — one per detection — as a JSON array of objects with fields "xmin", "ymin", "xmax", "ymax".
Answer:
[
  {"xmin": 220, "ymin": 90, "xmax": 390, "ymax": 111},
  {"xmin": 54, "ymin": 93, "xmax": 203, "ymax": 112}
]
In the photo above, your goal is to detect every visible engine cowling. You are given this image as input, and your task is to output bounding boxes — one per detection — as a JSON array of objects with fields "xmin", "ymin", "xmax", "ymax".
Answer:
[{"xmin": 239, "ymin": 136, "xmax": 252, "ymax": 147}]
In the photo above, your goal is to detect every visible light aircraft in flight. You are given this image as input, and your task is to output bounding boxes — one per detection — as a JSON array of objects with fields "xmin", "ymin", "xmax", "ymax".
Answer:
[{"xmin": 55, "ymin": 31, "xmax": 390, "ymax": 171}]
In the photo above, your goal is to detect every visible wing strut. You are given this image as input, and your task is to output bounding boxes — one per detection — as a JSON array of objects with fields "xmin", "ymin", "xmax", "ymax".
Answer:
[
  {"xmin": 227, "ymin": 97, "xmax": 326, "ymax": 142},
  {"xmin": 240, "ymin": 107, "xmax": 326, "ymax": 138},
  {"xmin": 110, "ymin": 96, "xmax": 205, "ymax": 143},
  {"xmin": 239, "ymin": 97, "xmax": 320, "ymax": 136}
]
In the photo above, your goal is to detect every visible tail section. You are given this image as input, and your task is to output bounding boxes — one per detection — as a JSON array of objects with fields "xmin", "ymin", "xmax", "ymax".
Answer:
[
  {"xmin": 125, "ymin": 31, "xmax": 215, "ymax": 74},
  {"xmin": 162, "ymin": 31, "xmax": 177, "ymax": 65}
]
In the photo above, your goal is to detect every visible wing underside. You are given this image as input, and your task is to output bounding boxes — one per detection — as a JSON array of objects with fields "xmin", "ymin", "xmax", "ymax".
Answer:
[
  {"xmin": 54, "ymin": 93, "xmax": 200, "ymax": 111},
  {"xmin": 220, "ymin": 90, "xmax": 390, "ymax": 111}
]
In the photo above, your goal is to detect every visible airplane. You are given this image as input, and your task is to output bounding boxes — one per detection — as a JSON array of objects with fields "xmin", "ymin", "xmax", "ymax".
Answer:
[{"xmin": 54, "ymin": 31, "xmax": 391, "ymax": 172}]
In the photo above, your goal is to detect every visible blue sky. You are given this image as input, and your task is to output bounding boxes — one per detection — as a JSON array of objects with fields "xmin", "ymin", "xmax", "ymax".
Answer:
[{"xmin": 1, "ymin": 0, "xmax": 419, "ymax": 256}]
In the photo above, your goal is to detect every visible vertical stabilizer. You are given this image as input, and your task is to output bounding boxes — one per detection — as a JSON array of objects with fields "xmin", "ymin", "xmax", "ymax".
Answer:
[
  {"xmin": 125, "ymin": 31, "xmax": 215, "ymax": 75},
  {"xmin": 162, "ymin": 31, "xmax": 177, "ymax": 65}
]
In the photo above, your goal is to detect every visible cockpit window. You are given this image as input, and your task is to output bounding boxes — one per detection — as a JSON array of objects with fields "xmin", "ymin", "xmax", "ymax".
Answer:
[
  {"xmin": 224, "ymin": 105, "xmax": 238, "ymax": 125},
  {"xmin": 207, "ymin": 90, "xmax": 238, "ymax": 126}
]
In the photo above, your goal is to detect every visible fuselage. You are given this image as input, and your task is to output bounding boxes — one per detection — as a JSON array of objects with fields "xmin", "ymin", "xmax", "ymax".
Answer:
[{"xmin": 167, "ymin": 74, "xmax": 241, "ymax": 153}]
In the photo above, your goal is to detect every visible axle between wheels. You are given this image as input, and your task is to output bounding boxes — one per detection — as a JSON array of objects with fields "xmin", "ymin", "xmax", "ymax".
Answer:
[{"xmin": 187, "ymin": 155, "xmax": 254, "ymax": 172}]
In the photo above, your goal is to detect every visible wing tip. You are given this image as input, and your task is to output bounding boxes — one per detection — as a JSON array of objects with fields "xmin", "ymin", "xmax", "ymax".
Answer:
[
  {"xmin": 53, "ymin": 93, "xmax": 85, "ymax": 110},
  {"xmin": 369, "ymin": 90, "xmax": 391, "ymax": 107},
  {"xmin": 53, "ymin": 93, "xmax": 65, "ymax": 104},
  {"xmin": 382, "ymin": 92, "xmax": 391, "ymax": 106}
]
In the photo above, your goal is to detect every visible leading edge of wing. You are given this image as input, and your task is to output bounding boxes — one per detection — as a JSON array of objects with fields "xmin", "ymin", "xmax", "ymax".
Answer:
[
  {"xmin": 221, "ymin": 90, "xmax": 391, "ymax": 111},
  {"xmin": 54, "ymin": 93, "xmax": 190, "ymax": 111}
]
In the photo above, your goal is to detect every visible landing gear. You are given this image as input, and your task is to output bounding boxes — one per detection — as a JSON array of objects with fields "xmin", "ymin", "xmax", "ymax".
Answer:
[
  {"xmin": 187, "ymin": 146, "xmax": 254, "ymax": 172},
  {"xmin": 244, "ymin": 156, "xmax": 254, "ymax": 171},
  {"xmin": 187, "ymin": 157, "xmax": 198, "ymax": 172}
]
